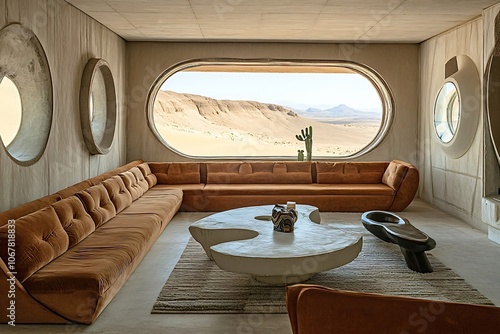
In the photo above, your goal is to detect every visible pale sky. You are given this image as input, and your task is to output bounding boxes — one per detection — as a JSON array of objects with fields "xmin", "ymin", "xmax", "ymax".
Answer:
[
  {"xmin": 160, "ymin": 71, "xmax": 382, "ymax": 112},
  {"xmin": 0, "ymin": 77, "xmax": 22, "ymax": 146}
]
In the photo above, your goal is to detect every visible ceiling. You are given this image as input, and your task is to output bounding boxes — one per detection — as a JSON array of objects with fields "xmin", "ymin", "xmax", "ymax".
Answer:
[{"xmin": 65, "ymin": 0, "xmax": 500, "ymax": 43}]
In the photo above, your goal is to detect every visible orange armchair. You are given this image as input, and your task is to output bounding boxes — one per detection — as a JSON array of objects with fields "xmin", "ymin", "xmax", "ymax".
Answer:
[{"xmin": 286, "ymin": 284, "xmax": 500, "ymax": 334}]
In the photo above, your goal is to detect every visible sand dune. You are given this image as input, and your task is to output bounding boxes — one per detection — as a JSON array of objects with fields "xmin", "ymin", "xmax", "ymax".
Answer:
[{"xmin": 153, "ymin": 90, "xmax": 380, "ymax": 157}]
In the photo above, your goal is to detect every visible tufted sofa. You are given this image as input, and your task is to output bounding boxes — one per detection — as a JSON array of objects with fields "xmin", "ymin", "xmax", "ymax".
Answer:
[
  {"xmin": 0, "ymin": 159, "xmax": 418, "ymax": 324},
  {"xmin": 149, "ymin": 159, "xmax": 419, "ymax": 212},
  {"xmin": 0, "ymin": 160, "xmax": 180, "ymax": 324}
]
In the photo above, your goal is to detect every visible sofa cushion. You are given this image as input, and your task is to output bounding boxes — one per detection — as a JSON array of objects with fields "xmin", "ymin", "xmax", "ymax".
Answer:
[
  {"xmin": 23, "ymin": 213, "xmax": 162, "ymax": 323},
  {"xmin": 121, "ymin": 189, "xmax": 182, "ymax": 224},
  {"xmin": 137, "ymin": 163, "xmax": 158, "ymax": 188},
  {"xmin": 206, "ymin": 162, "xmax": 312, "ymax": 184},
  {"xmin": 52, "ymin": 196, "xmax": 95, "ymax": 248},
  {"xmin": 203, "ymin": 183, "xmax": 394, "ymax": 196},
  {"xmin": 316, "ymin": 162, "xmax": 388, "ymax": 184},
  {"xmin": 0, "ymin": 206, "xmax": 68, "ymax": 283},
  {"xmin": 119, "ymin": 171, "xmax": 144, "ymax": 201},
  {"xmin": 382, "ymin": 161, "xmax": 409, "ymax": 190},
  {"xmin": 129, "ymin": 166, "xmax": 150, "ymax": 192},
  {"xmin": 76, "ymin": 184, "xmax": 117, "ymax": 227},
  {"xmin": 149, "ymin": 162, "xmax": 201, "ymax": 184},
  {"xmin": 101, "ymin": 176, "xmax": 133, "ymax": 213}
]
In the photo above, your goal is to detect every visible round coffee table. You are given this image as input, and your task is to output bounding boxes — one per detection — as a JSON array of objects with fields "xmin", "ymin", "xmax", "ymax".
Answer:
[{"xmin": 189, "ymin": 205, "xmax": 362, "ymax": 284}]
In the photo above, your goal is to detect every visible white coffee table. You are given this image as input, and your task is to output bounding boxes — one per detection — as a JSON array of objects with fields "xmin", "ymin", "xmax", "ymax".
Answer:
[{"xmin": 188, "ymin": 205, "xmax": 362, "ymax": 284}]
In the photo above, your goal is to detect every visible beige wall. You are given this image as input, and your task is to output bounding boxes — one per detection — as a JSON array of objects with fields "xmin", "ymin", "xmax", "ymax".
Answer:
[
  {"xmin": 126, "ymin": 42, "xmax": 419, "ymax": 164},
  {"xmin": 0, "ymin": 0, "xmax": 127, "ymax": 212},
  {"xmin": 482, "ymin": 4, "xmax": 500, "ymax": 242},
  {"xmin": 418, "ymin": 19, "xmax": 485, "ymax": 230}
]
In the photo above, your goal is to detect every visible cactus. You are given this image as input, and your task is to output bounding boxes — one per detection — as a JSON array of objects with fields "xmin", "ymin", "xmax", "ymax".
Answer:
[
  {"xmin": 297, "ymin": 149, "xmax": 304, "ymax": 161},
  {"xmin": 295, "ymin": 126, "xmax": 313, "ymax": 161}
]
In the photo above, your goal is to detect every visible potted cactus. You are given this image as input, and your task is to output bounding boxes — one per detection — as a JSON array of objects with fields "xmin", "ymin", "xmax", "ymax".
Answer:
[{"xmin": 296, "ymin": 126, "xmax": 313, "ymax": 161}]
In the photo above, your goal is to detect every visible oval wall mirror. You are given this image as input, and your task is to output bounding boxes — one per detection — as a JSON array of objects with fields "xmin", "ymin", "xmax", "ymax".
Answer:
[
  {"xmin": 80, "ymin": 58, "xmax": 116, "ymax": 155},
  {"xmin": 433, "ymin": 55, "xmax": 480, "ymax": 158}
]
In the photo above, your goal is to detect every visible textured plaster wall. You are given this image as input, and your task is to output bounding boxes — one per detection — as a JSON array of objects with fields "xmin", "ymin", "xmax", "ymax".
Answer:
[
  {"xmin": 0, "ymin": 0, "xmax": 127, "ymax": 212},
  {"xmin": 419, "ymin": 19, "xmax": 485, "ymax": 230},
  {"xmin": 482, "ymin": 3, "xmax": 500, "ymax": 242},
  {"xmin": 126, "ymin": 42, "xmax": 419, "ymax": 164}
]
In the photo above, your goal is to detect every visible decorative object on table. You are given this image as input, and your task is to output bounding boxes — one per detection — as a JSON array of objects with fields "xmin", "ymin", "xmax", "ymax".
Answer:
[
  {"xmin": 361, "ymin": 211, "xmax": 437, "ymax": 273},
  {"xmin": 295, "ymin": 126, "xmax": 313, "ymax": 161},
  {"xmin": 297, "ymin": 149, "xmax": 304, "ymax": 161},
  {"xmin": 271, "ymin": 202, "xmax": 298, "ymax": 233}
]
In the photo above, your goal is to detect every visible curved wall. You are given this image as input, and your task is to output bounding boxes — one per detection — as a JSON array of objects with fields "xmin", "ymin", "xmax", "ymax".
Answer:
[{"xmin": 126, "ymin": 42, "xmax": 419, "ymax": 164}]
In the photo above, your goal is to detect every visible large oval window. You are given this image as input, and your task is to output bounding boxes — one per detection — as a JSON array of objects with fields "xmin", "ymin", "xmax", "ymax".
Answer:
[{"xmin": 148, "ymin": 60, "xmax": 393, "ymax": 159}]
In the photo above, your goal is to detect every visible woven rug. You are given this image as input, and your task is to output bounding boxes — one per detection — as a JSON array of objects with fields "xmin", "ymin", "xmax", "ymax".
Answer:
[{"xmin": 152, "ymin": 213, "xmax": 493, "ymax": 314}]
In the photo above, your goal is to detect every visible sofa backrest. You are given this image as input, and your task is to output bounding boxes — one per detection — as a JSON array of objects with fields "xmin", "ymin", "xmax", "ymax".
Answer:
[
  {"xmin": 55, "ymin": 160, "xmax": 144, "ymax": 200},
  {"xmin": 149, "ymin": 162, "xmax": 201, "ymax": 184},
  {"xmin": 0, "ymin": 194, "xmax": 62, "ymax": 228},
  {"xmin": 316, "ymin": 162, "xmax": 389, "ymax": 184},
  {"xmin": 76, "ymin": 184, "xmax": 117, "ymax": 227},
  {"xmin": 206, "ymin": 162, "xmax": 312, "ymax": 184},
  {"xmin": 0, "ymin": 206, "xmax": 69, "ymax": 283}
]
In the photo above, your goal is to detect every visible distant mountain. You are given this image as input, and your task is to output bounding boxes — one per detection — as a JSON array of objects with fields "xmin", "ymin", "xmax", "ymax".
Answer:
[
  {"xmin": 302, "ymin": 104, "xmax": 380, "ymax": 119},
  {"xmin": 156, "ymin": 90, "xmax": 299, "ymax": 118}
]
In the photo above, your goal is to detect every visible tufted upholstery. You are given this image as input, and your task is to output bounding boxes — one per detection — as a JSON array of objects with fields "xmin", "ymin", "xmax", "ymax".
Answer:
[
  {"xmin": 52, "ymin": 196, "xmax": 95, "ymax": 248},
  {"xmin": 137, "ymin": 162, "xmax": 157, "ymax": 188},
  {"xmin": 77, "ymin": 184, "xmax": 117, "ymax": 227},
  {"xmin": 101, "ymin": 176, "xmax": 133, "ymax": 213},
  {"xmin": 0, "ymin": 206, "xmax": 69, "ymax": 283},
  {"xmin": 119, "ymin": 171, "xmax": 144, "ymax": 201},
  {"xmin": 129, "ymin": 167, "xmax": 150, "ymax": 193},
  {"xmin": 382, "ymin": 160, "xmax": 409, "ymax": 190}
]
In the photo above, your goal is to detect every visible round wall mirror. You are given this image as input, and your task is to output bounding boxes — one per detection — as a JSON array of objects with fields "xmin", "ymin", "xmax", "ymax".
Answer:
[
  {"xmin": 80, "ymin": 58, "xmax": 116, "ymax": 155},
  {"xmin": 434, "ymin": 82, "xmax": 460, "ymax": 143},
  {"xmin": 432, "ymin": 55, "xmax": 479, "ymax": 158},
  {"xmin": 0, "ymin": 24, "xmax": 53, "ymax": 165}
]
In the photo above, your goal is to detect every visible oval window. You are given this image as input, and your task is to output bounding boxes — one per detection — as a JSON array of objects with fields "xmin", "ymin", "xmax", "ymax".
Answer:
[
  {"xmin": 0, "ymin": 24, "xmax": 53, "ymax": 165},
  {"xmin": 434, "ymin": 82, "xmax": 460, "ymax": 144},
  {"xmin": 0, "ymin": 76, "xmax": 22, "ymax": 146},
  {"xmin": 148, "ymin": 60, "xmax": 393, "ymax": 159}
]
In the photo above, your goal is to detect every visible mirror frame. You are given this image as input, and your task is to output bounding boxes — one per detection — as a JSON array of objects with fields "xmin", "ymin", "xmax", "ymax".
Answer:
[{"xmin": 80, "ymin": 58, "xmax": 116, "ymax": 155}]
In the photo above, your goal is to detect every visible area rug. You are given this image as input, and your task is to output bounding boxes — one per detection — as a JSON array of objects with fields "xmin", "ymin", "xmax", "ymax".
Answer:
[{"xmin": 152, "ymin": 214, "xmax": 493, "ymax": 314}]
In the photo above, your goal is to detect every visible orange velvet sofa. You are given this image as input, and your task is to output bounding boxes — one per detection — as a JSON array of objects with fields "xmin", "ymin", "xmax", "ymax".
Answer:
[
  {"xmin": 0, "ymin": 159, "xmax": 418, "ymax": 325},
  {"xmin": 0, "ymin": 160, "xmax": 181, "ymax": 324},
  {"xmin": 149, "ymin": 159, "xmax": 419, "ymax": 212},
  {"xmin": 286, "ymin": 284, "xmax": 500, "ymax": 334}
]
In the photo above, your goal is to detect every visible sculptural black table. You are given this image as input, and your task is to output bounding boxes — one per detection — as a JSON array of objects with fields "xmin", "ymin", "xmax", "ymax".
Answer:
[{"xmin": 361, "ymin": 211, "xmax": 437, "ymax": 273}]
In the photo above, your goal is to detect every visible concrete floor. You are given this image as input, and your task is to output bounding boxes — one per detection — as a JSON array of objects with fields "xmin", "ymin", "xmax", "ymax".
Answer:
[{"xmin": 3, "ymin": 199, "xmax": 500, "ymax": 333}]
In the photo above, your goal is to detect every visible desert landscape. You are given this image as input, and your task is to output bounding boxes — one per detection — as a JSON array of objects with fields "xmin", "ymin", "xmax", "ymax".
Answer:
[{"xmin": 153, "ymin": 90, "xmax": 381, "ymax": 157}]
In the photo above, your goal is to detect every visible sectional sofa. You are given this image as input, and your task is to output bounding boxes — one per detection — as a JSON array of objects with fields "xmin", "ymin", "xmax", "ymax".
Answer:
[
  {"xmin": 0, "ymin": 159, "xmax": 418, "ymax": 324},
  {"xmin": 149, "ymin": 159, "xmax": 419, "ymax": 212}
]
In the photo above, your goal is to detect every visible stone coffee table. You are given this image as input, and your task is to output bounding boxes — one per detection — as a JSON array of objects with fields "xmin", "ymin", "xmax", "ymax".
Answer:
[{"xmin": 189, "ymin": 205, "xmax": 362, "ymax": 284}]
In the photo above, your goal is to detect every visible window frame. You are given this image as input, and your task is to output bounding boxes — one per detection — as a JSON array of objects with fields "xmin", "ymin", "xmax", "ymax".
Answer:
[{"xmin": 147, "ymin": 58, "xmax": 394, "ymax": 160}]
